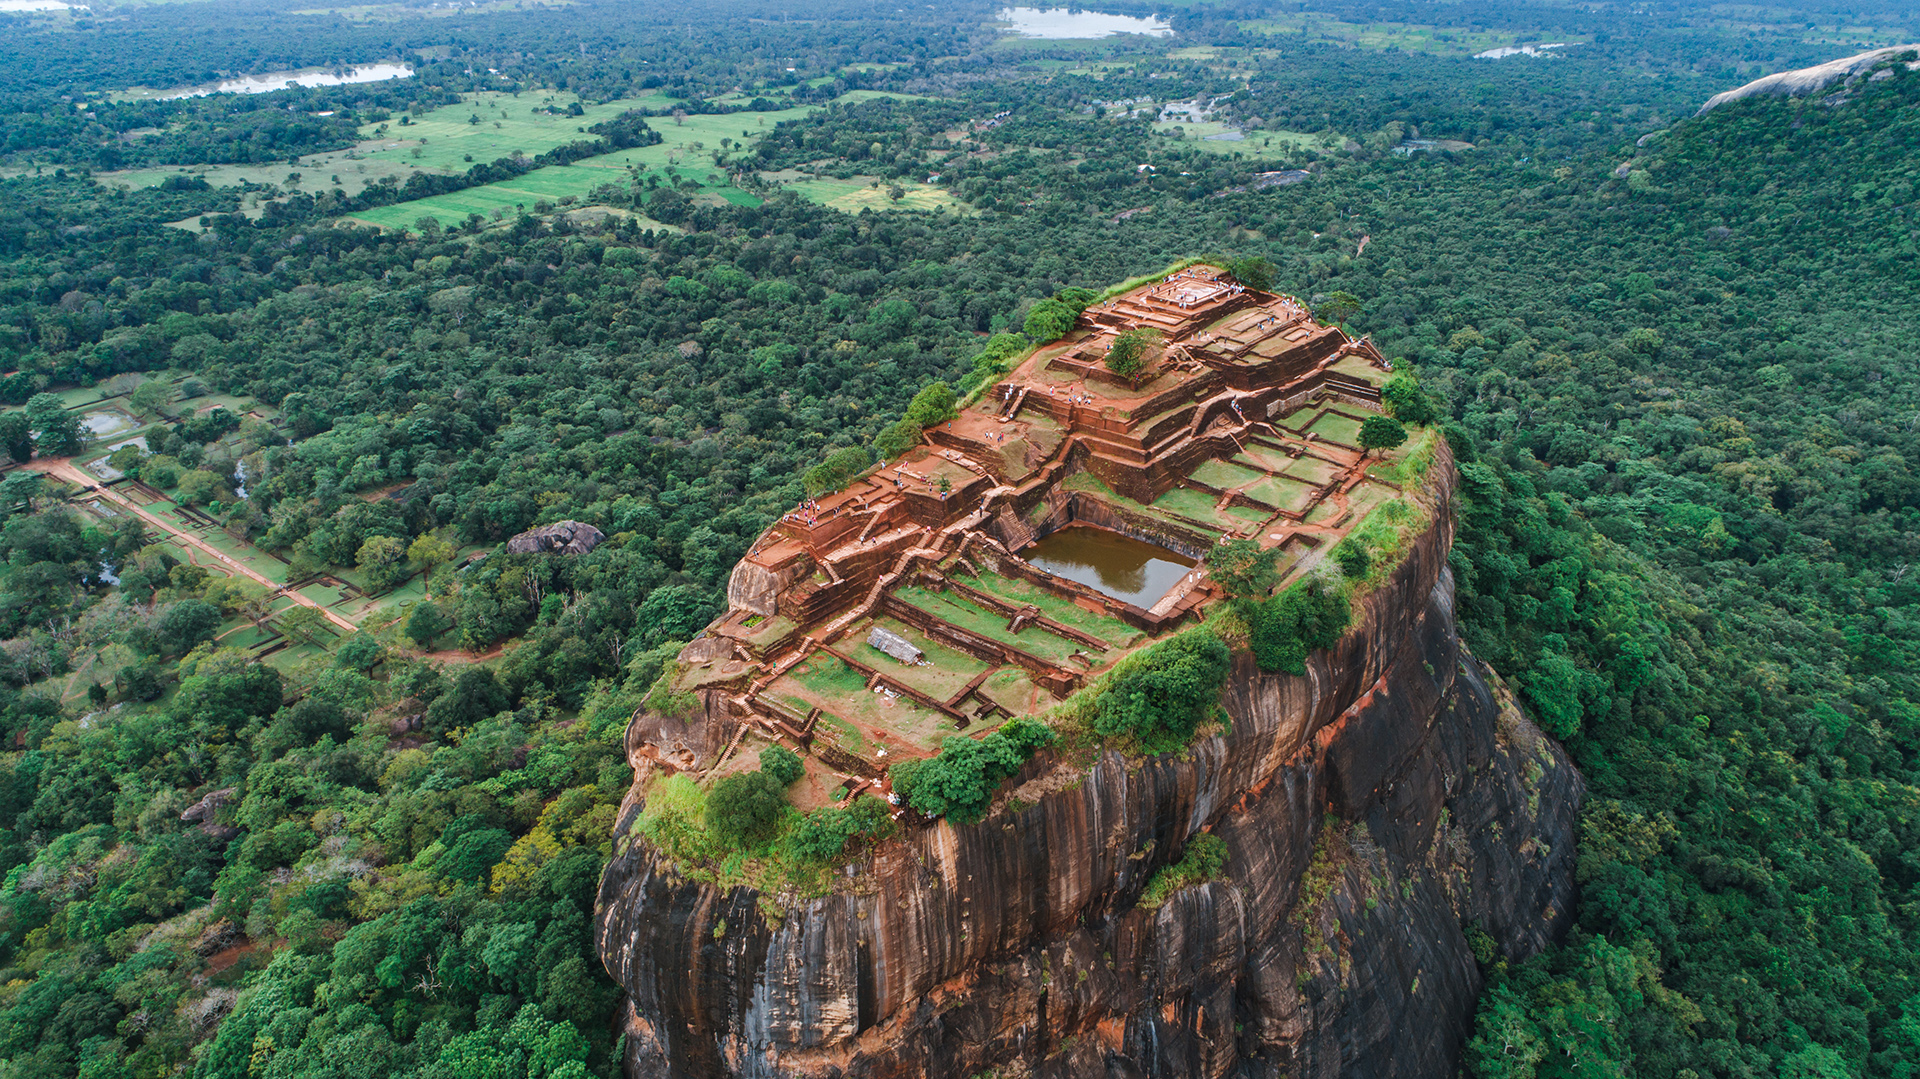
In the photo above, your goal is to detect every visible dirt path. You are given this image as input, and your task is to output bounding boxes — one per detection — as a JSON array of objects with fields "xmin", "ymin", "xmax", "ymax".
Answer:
[{"xmin": 25, "ymin": 457, "xmax": 359, "ymax": 635}]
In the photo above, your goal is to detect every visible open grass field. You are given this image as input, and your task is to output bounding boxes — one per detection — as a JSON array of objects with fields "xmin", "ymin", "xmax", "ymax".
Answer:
[
  {"xmin": 101, "ymin": 90, "xmax": 676, "ymax": 202},
  {"xmin": 1151, "ymin": 121, "xmax": 1325, "ymax": 156},
  {"xmin": 775, "ymin": 650, "xmax": 963, "ymax": 753},
  {"xmin": 346, "ymin": 100, "xmax": 825, "ymax": 230},
  {"xmin": 1307, "ymin": 411, "xmax": 1366, "ymax": 447},
  {"xmin": 1236, "ymin": 14, "xmax": 1579, "ymax": 56},
  {"xmin": 355, "ymin": 89, "xmax": 684, "ymax": 173},
  {"xmin": 773, "ymin": 175, "xmax": 962, "ymax": 213},
  {"xmin": 979, "ymin": 667, "xmax": 1056, "ymax": 716}
]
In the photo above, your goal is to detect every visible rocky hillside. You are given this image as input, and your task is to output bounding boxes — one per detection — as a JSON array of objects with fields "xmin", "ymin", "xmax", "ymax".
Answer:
[
  {"xmin": 1697, "ymin": 44, "xmax": 1920, "ymax": 113},
  {"xmin": 595, "ymin": 450, "xmax": 1583, "ymax": 1078}
]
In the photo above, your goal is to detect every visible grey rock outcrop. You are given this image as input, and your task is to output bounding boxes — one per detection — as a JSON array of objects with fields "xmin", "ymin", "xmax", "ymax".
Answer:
[
  {"xmin": 1698, "ymin": 45, "xmax": 1920, "ymax": 114},
  {"xmin": 505, "ymin": 520, "xmax": 605, "ymax": 556}
]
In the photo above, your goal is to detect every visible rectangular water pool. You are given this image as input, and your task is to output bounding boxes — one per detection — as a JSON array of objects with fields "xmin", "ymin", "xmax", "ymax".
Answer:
[{"xmin": 1023, "ymin": 525, "xmax": 1196, "ymax": 608}]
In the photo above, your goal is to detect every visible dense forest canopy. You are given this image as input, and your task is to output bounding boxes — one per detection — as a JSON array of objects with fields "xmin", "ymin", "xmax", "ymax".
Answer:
[{"xmin": 0, "ymin": 0, "xmax": 1913, "ymax": 1076}]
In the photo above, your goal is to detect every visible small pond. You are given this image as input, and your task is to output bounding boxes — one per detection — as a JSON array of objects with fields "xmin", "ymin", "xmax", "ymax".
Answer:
[
  {"xmin": 82, "ymin": 409, "xmax": 139, "ymax": 437},
  {"xmin": 1024, "ymin": 525, "xmax": 1195, "ymax": 608},
  {"xmin": 996, "ymin": 7, "xmax": 1172, "ymax": 38}
]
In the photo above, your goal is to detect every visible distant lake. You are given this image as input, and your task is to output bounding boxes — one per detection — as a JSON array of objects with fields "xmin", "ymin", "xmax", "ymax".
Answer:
[
  {"xmin": 155, "ymin": 63, "xmax": 413, "ymax": 100},
  {"xmin": 996, "ymin": 7, "xmax": 1172, "ymax": 38}
]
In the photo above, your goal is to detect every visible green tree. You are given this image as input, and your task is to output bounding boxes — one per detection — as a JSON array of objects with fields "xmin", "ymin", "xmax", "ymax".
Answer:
[
  {"xmin": 1022, "ymin": 297, "xmax": 1077, "ymax": 342},
  {"xmin": 276, "ymin": 604, "xmax": 327, "ymax": 646},
  {"xmin": 1206, "ymin": 537, "xmax": 1278, "ymax": 600},
  {"xmin": 355, "ymin": 534, "xmax": 409, "ymax": 591},
  {"xmin": 802, "ymin": 445, "xmax": 872, "ymax": 496},
  {"xmin": 25, "ymin": 393, "xmax": 84, "ymax": 458},
  {"xmin": 704, "ymin": 771, "xmax": 787, "ymax": 846},
  {"xmin": 128, "ymin": 379, "xmax": 174, "ymax": 416},
  {"xmin": 1331, "ymin": 540, "xmax": 1372, "ymax": 579},
  {"xmin": 1316, "ymin": 291, "xmax": 1361, "ymax": 328},
  {"xmin": 0, "ymin": 412, "xmax": 32, "ymax": 464},
  {"xmin": 1225, "ymin": 256, "xmax": 1275, "ymax": 291},
  {"xmin": 889, "ymin": 718, "xmax": 1054, "ymax": 823},
  {"xmin": 872, "ymin": 418, "xmax": 922, "ymax": 460},
  {"xmin": 1105, "ymin": 329, "xmax": 1151, "ymax": 378},
  {"xmin": 1250, "ymin": 577, "xmax": 1350, "ymax": 674},
  {"xmin": 175, "ymin": 468, "xmax": 225, "ymax": 506},
  {"xmin": 153, "ymin": 599, "xmax": 223, "ymax": 656},
  {"xmin": 0, "ymin": 471, "xmax": 43, "ymax": 512},
  {"xmin": 759, "ymin": 744, "xmax": 804, "ymax": 786},
  {"xmin": 1381, "ymin": 374, "xmax": 1438, "ymax": 426},
  {"xmin": 1357, "ymin": 415, "xmax": 1407, "ymax": 456},
  {"xmin": 407, "ymin": 533, "xmax": 457, "ymax": 596},
  {"xmin": 902, "ymin": 381, "xmax": 957, "ymax": 426},
  {"xmin": 1090, "ymin": 631, "xmax": 1231, "ymax": 754},
  {"xmin": 406, "ymin": 601, "xmax": 453, "ymax": 647}
]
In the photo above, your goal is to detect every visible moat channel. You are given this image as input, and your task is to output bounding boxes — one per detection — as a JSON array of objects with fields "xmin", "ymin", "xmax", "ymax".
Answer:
[{"xmin": 1023, "ymin": 526, "xmax": 1196, "ymax": 608}]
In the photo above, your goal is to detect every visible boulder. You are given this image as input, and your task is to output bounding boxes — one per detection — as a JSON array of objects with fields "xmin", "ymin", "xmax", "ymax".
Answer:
[{"xmin": 506, "ymin": 520, "xmax": 606, "ymax": 556}]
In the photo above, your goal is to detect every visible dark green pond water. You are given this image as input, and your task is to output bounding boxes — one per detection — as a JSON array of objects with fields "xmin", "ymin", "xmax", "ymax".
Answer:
[{"xmin": 1024, "ymin": 526, "xmax": 1196, "ymax": 607}]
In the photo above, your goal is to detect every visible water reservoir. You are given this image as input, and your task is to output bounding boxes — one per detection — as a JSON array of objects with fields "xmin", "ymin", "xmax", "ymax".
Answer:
[{"xmin": 1024, "ymin": 526, "xmax": 1196, "ymax": 608}]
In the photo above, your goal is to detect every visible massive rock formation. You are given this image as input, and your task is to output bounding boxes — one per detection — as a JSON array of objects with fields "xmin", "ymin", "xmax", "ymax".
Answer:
[
  {"xmin": 596, "ymin": 454, "xmax": 1583, "ymax": 1078},
  {"xmin": 1697, "ymin": 44, "xmax": 1920, "ymax": 114}
]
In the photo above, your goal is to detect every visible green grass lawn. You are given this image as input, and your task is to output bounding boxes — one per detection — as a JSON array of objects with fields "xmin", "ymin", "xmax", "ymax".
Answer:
[
  {"xmin": 348, "ymin": 101, "xmax": 820, "ymax": 230},
  {"xmin": 892, "ymin": 586, "xmax": 1084, "ymax": 664},
  {"xmin": 978, "ymin": 667, "xmax": 1052, "ymax": 716},
  {"xmin": 344, "ymin": 93, "xmax": 978, "ymax": 230},
  {"xmin": 949, "ymin": 570, "xmax": 1144, "ymax": 651},
  {"xmin": 1153, "ymin": 485, "xmax": 1224, "ymax": 522},
  {"xmin": 356, "ymin": 90, "xmax": 683, "ymax": 173},
  {"xmin": 1190, "ymin": 459, "xmax": 1266, "ymax": 491},
  {"xmin": 1243, "ymin": 475, "xmax": 1318, "ymax": 512},
  {"xmin": 1330, "ymin": 353, "xmax": 1389, "ymax": 386},
  {"xmin": 1282, "ymin": 455, "xmax": 1343, "ymax": 485},
  {"xmin": 774, "ymin": 175, "xmax": 961, "ymax": 214},
  {"xmin": 850, "ymin": 619, "xmax": 990, "ymax": 701},
  {"xmin": 1278, "ymin": 405, "xmax": 1323, "ymax": 431},
  {"xmin": 1308, "ymin": 411, "xmax": 1365, "ymax": 446}
]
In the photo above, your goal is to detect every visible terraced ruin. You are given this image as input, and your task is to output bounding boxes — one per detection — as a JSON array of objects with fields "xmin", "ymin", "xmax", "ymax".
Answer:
[{"xmin": 644, "ymin": 263, "xmax": 1410, "ymax": 793}]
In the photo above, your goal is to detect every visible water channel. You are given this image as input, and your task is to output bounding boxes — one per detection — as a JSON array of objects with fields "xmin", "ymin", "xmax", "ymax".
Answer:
[{"xmin": 1024, "ymin": 525, "xmax": 1195, "ymax": 608}]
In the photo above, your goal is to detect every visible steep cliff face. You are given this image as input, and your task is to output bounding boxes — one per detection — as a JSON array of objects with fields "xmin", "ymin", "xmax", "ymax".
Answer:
[{"xmin": 596, "ymin": 464, "xmax": 1584, "ymax": 1078}]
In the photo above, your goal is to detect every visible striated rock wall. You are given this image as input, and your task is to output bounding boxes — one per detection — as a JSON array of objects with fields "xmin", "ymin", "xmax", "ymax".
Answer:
[{"xmin": 596, "ymin": 457, "xmax": 1584, "ymax": 1078}]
